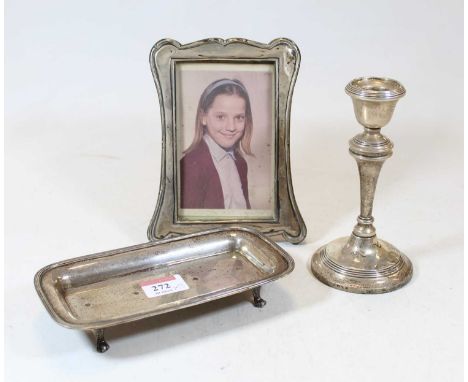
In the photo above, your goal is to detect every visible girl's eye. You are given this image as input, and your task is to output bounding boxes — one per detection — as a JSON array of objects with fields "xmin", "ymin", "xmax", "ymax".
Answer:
[
  {"xmin": 235, "ymin": 115, "xmax": 245, "ymax": 122},
  {"xmin": 216, "ymin": 115, "xmax": 226, "ymax": 120}
]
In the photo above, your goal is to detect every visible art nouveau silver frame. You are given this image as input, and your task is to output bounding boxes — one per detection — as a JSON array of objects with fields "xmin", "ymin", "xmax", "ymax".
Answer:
[{"xmin": 147, "ymin": 38, "xmax": 306, "ymax": 244}]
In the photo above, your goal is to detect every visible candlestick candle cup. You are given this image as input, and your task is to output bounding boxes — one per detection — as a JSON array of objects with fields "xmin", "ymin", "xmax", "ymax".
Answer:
[{"xmin": 311, "ymin": 77, "xmax": 413, "ymax": 294}]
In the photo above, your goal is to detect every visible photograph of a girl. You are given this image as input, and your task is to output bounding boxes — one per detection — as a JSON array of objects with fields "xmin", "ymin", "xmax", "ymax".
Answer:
[
  {"xmin": 176, "ymin": 63, "xmax": 275, "ymax": 220},
  {"xmin": 180, "ymin": 79, "xmax": 252, "ymax": 209}
]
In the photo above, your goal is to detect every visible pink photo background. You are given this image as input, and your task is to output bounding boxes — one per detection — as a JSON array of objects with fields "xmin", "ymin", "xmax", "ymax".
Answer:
[{"xmin": 176, "ymin": 63, "xmax": 275, "ymax": 211}]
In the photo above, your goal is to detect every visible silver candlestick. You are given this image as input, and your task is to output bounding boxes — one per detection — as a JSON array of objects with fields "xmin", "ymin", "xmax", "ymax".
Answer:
[{"xmin": 311, "ymin": 77, "xmax": 413, "ymax": 294}]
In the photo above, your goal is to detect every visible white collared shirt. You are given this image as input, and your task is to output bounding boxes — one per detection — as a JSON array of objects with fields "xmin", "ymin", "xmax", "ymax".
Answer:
[{"xmin": 203, "ymin": 134, "xmax": 247, "ymax": 209}]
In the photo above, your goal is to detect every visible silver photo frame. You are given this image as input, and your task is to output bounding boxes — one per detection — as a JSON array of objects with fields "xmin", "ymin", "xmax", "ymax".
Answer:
[{"xmin": 147, "ymin": 38, "xmax": 306, "ymax": 244}]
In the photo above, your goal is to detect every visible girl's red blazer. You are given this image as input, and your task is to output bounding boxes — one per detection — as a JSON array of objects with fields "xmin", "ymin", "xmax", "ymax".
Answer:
[{"xmin": 180, "ymin": 139, "xmax": 251, "ymax": 209}]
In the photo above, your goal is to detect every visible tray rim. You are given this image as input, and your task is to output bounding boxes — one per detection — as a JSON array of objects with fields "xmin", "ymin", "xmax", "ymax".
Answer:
[{"xmin": 34, "ymin": 226, "xmax": 295, "ymax": 330}]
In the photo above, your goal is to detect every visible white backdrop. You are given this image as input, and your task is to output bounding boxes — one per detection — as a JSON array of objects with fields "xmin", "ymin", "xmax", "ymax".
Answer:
[{"xmin": 5, "ymin": 1, "xmax": 463, "ymax": 381}]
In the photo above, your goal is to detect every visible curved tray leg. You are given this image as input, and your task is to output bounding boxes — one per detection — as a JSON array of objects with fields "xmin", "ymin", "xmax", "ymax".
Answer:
[
  {"xmin": 252, "ymin": 286, "xmax": 266, "ymax": 308},
  {"xmin": 92, "ymin": 329, "xmax": 110, "ymax": 353}
]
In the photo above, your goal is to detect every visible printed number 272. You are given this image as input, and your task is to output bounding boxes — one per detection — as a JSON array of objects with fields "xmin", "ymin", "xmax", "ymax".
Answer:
[{"xmin": 152, "ymin": 283, "xmax": 170, "ymax": 292}]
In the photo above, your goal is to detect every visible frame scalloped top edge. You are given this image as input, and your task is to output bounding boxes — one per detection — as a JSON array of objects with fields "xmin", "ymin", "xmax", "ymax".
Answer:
[{"xmin": 150, "ymin": 37, "xmax": 300, "ymax": 57}]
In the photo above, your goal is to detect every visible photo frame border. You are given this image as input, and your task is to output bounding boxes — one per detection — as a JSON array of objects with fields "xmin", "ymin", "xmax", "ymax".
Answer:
[{"xmin": 147, "ymin": 38, "xmax": 307, "ymax": 244}]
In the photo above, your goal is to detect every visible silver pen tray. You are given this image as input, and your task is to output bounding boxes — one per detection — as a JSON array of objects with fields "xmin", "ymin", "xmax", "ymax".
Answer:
[{"xmin": 35, "ymin": 227, "xmax": 294, "ymax": 352}]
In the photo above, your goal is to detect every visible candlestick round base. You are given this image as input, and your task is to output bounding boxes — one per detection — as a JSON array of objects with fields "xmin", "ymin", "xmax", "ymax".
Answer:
[{"xmin": 311, "ymin": 236, "xmax": 412, "ymax": 294}]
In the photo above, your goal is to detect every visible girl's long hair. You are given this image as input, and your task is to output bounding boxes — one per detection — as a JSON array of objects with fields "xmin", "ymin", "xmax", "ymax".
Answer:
[{"xmin": 184, "ymin": 78, "xmax": 253, "ymax": 156}]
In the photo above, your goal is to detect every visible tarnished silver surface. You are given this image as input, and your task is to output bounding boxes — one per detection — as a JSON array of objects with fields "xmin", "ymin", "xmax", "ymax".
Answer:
[
  {"xmin": 35, "ymin": 227, "xmax": 294, "ymax": 331},
  {"xmin": 147, "ymin": 38, "xmax": 306, "ymax": 244},
  {"xmin": 311, "ymin": 77, "xmax": 413, "ymax": 294}
]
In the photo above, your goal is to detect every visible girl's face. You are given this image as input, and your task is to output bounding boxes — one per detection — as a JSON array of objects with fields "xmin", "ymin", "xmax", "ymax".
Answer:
[{"xmin": 202, "ymin": 94, "xmax": 246, "ymax": 150}]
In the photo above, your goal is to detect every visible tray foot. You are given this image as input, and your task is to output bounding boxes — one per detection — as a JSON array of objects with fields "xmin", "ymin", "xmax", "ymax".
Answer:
[
  {"xmin": 93, "ymin": 329, "xmax": 110, "ymax": 353},
  {"xmin": 252, "ymin": 287, "xmax": 266, "ymax": 308}
]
